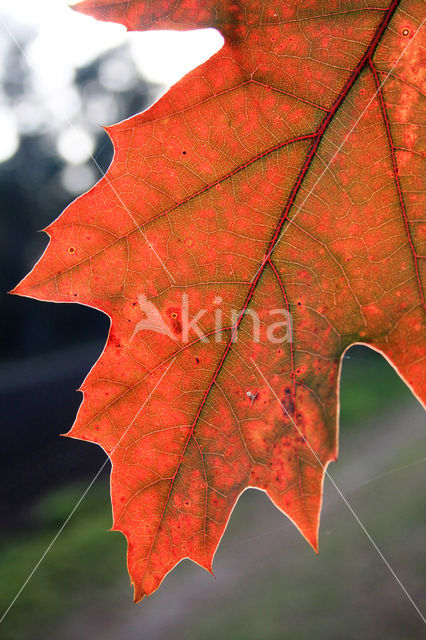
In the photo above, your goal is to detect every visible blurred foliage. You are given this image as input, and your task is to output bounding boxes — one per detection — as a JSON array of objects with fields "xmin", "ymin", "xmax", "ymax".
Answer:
[
  {"xmin": 0, "ymin": 33, "xmax": 160, "ymax": 363},
  {"xmin": 0, "ymin": 36, "xmax": 160, "ymax": 524},
  {"xmin": 339, "ymin": 347, "xmax": 413, "ymax": 427},
  {"xmin": 0, "ymin": 480, "xmax": 125, "ymax": 640}
]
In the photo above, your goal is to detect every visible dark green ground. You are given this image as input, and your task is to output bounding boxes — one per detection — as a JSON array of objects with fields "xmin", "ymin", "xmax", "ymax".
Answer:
[{"xmin": 1, "ymin": 347, "xmax": 425, "ymax": 639}]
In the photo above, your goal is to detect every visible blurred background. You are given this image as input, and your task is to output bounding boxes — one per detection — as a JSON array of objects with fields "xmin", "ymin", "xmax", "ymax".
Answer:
[{"xmin": 0, "ymin": 1, "xmax": 424, "ymax": 638}]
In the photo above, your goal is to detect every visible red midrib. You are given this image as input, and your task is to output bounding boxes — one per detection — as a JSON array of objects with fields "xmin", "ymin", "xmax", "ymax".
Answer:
[{"xmin": 140, "ymin": 0, "xmax": 402, "ymax": 581}]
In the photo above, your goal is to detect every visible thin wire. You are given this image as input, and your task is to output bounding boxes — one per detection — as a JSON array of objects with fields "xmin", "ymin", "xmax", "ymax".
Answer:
[
  {"xmin": 0, "ymin": 16, "xmax": 176, "ymax": 285},
  {"xmin": 352, "ymin": 456, "xmax": 426, "ymax": 489},
  {"xmin": 222, "ymin": 457, "xmax": 426, "ymax": 553},
  {"xmin": 251, "ymin": 357, "xmax": 426, "ymax": 624},
  {"xmin": 0, "ymin": 359, "xmax": 174, "ymax": 625}
]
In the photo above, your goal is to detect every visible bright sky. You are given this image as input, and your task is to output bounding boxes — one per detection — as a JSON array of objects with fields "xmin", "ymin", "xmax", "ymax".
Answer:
[{"xmin": 0, "ymin": 0, "xmax": 223, "ymax": 162}]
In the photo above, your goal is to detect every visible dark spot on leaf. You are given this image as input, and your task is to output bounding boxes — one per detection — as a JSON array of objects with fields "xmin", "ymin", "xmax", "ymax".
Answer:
[
  {"xmin": 282, "ymin": 390, "xmax": 295, "ymax": 415},
  {"xmin": 168, "ymin": 307, "xmax": 182, "ymax": 333}
]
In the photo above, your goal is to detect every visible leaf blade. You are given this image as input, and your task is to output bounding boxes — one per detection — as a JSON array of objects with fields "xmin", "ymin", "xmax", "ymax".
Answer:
[{"xmin": 14, "ymin": 0, "xmax": 425, "ymax": 600}]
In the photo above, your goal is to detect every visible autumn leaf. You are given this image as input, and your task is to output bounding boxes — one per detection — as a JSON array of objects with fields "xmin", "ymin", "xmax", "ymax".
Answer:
[{"xmin": 12, "ymin": 0, "xmax": 425, "ymax": 601}]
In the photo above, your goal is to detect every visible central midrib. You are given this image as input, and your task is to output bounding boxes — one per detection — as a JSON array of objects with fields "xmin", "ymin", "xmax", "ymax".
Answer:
[{"xmin": 138, "ymin": 0, "xmax": 402, "ymax": 581}]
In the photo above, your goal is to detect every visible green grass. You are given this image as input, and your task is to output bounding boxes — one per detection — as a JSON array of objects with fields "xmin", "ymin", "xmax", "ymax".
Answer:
[
  {"xmin": 339, "ymin": 346, "xmax": 412, "ymax": 427},
  {"xmin": 0, "ymin": 482, "xmax": 127, "ymax": 640}
]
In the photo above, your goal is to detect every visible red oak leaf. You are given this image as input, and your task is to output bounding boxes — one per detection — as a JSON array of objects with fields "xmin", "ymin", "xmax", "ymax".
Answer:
[{"xmin": 13, "ymin": 0, "xmax": 425, "ymax": 601}]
